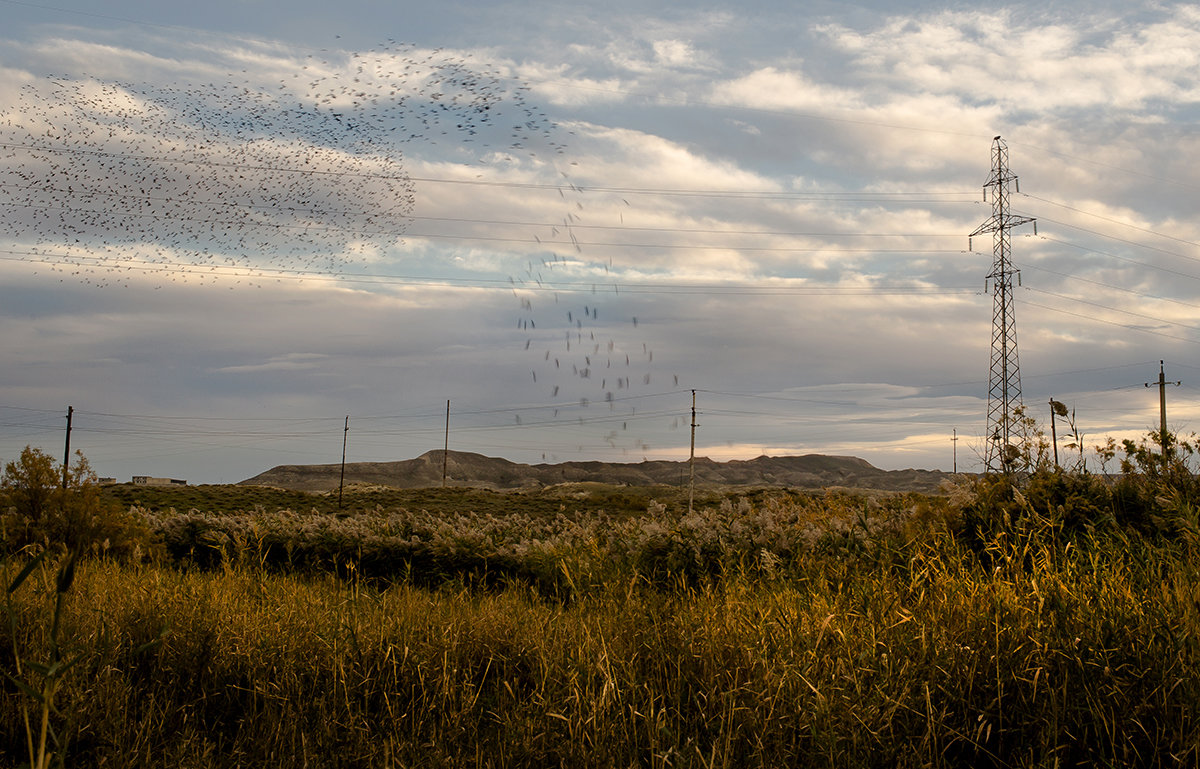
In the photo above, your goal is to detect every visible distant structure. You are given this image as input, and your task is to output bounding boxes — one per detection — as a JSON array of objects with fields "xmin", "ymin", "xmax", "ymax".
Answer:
[
  {"xmin": 970, "ymin": 136, "xmax": 1036, "ymax": 473},
  {"xmin": 131, "ymin": 476, "xmax": 187, "ymax": 486}
]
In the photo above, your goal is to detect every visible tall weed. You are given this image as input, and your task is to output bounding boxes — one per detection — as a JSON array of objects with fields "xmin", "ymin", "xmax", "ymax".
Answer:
[{"xmin": 3, "ymin": 519, "xmax": 1199, "ymax": 767}]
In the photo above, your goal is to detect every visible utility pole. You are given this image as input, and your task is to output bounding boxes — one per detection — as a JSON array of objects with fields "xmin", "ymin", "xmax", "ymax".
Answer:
[
  {"xmin": 62, "ymin": 405, "xmax": 73, "ymax": 489},
  {"xmin": 952, "ymin": 428, "xmax": 958, "ymax": 474},
  {"xmin": 1049, "ymin": 399, "xmax": 1066, "ymax": 470},
  {"xmin": 971, "ymin": 136, "xmax": 1036, "ymax": 474},
  {"xmin": 689, "ymin": 390, "xmax": 696, "ymax": 515},
  {"xmin": 1145, "ymin": 361, "xmax": 1181, "ymax": 459},
  {"xmin": 338, "ymin": 416, "xmax": 349, "ymax": 510},
  {"xmin": 443, "ymin": 399, "xmax": 450, "ymax": 488}
]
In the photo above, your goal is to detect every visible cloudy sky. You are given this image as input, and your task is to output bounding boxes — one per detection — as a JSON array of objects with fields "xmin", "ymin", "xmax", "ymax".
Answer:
[{"xmin": 1, "ymin": 0, "xmax": 1199, "ymax": 483}]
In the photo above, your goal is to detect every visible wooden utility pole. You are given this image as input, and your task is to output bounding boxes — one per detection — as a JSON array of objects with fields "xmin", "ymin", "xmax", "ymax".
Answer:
[
  {"xmin": 62, "ymin": 405, "xmax": 73, "ymax": 489},
  {"xmin": 338, "ymin": 416, "xmax": 349, "ymax": 510},
  {"xmin": 688, "ymin": 390, "xmax": 696, "ymax": 515},
  {"xmin": 1050, "ymin": 406, "xmax": 1058, "ymax": 468},
  {"xmin": 952, "ymin": 428, "xmax": 958, "ymax": 474},
  {"xmin": 1146, "ymin": 361, "xmax": 1180, "ymax": 459},
  {"xmin": 1049, "ymin": 399, "xmax": 1063, "ymax": 470},
  {"xmin": 443, "ymin": 399, "xmax": 450, "ymax": 487}
]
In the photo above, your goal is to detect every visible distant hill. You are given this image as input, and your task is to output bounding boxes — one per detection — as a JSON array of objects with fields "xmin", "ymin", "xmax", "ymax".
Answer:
[{"xmin": 240, "ymin": 450, "xmax": 954, "ymax": 493}]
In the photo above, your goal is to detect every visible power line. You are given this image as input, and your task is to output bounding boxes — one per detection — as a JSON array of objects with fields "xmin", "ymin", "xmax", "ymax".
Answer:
[
  {"xmin": 0, "ymin": 140, "xmax": 411, "ymax": 182},
  {"xmin": 1011, "ymin": 141, "xmax": 1200, "ymax": 193},
  {"xmin": 0, "ymin": 181, "xmax": 976, "ymax": 237},
  {"xmin": 0, "ymin": 249, "xmax": 980, "ymax": 294},
  {"xmin": 1016, "ymin": 296, "xmax": 1200, "ymax": 346},
  {"xmin": 0, "ymin": 140, "xmax": 979, "ymax": 201},
  {"xmin": 1, "ymin": 194, "xmax": 976, "ymax": 254},
  {"xmin": 1023, "ymin": 214, "xmax": 1200, "ymax": 266},
  {"xmin": 0, "ymin": 197, "xmax": 970, "ymax": 252},
  {"xmin": 3, "ymin": 367, "xmax": 1192, "ymax": 476},
  {"xmin": 410, "ymin": 174, "xmax": 977, "ymax": 201},
  {"xmin": 1024, "ymin": 286, "xmax": 1200, "ymax": 335},
  {"xmin": 1019, "ymin": 192, "xmax": 1200, "ymax": 249},
  {"xmin": 1020, "ymin": 263, "xmax": 1200, "ymax": 312},
  {"xmin": 0, "ymin": 0, "xmax": 222, "ymax": 34},
  {"xmin": 1035, "ymin": 235, "xmax": 1200, "ymax": 284}
]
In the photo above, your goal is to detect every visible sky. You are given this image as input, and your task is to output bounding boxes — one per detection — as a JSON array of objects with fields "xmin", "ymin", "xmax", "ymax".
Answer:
[{"xmin": 1, "ymin": 0, "xmax": 1199, "ymax": 483}]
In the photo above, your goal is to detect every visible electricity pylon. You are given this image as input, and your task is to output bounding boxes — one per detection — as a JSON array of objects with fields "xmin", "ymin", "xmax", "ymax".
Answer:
[{"xmin": 971, "ymin": 136, "xmax": 1036, "ymax": 473}]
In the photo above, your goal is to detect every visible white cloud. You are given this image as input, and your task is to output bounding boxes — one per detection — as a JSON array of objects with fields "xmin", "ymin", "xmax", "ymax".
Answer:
[
  {"xmin": 709, "ymin": 66, "xmax": 864, "ymax": 113},
  {"xmin": 652, "ymin": 39, "xmax": 700, "ymax": 68},
  {"xmin": 816, "ymin": 7, "xmax": 1200, "ymax": 115},
  {"xmin": 212, "ymin": 353, "xmax": 331, "ymax": 374}
]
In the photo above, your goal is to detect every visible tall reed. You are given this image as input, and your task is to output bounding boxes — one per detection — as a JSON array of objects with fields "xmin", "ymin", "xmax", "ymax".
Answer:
[{"xmin": 3, "ymin": 514, "xmax": 1198, "ymax": 768}]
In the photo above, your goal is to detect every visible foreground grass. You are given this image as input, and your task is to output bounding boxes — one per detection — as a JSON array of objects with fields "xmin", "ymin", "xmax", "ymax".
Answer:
[{"xmin": 4, "ymin": 523, "xmax": 1199, "ymax": 768}]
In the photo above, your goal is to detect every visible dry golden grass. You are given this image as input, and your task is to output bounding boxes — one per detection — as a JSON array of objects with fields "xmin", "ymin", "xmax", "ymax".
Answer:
[{"xmin": 4, "ymin": 506, "xmax": 1200, "ymax": 768}]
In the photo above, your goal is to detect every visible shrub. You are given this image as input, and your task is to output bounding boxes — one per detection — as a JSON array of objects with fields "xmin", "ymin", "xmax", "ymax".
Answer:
[
  {"xmin": 945, "ymin": 423, "xmax": 1200, "ymax": 565},
  {"xmin": 0, "ymin": 446, "xmax": 155, "ymax": 559}
]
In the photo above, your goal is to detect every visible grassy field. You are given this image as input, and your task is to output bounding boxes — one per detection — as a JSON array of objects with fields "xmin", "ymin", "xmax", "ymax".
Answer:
[
  {"xmin": 98, "ymin": 480, "xmax": 802, "ymax": 518},
  {"xmin": 5, "ymin": 472, "xmax": 1200, "ymax": 767}
]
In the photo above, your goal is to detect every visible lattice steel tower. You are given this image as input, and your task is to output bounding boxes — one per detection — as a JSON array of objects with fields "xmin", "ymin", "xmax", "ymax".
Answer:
[{"xmin": 971, "ymin": 136, "xmax": 1035, "ymax": 473}]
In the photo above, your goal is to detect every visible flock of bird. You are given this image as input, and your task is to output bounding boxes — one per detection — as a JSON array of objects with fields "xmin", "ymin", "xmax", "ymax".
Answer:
[
  {"xmin": 0, "ymin": 38, "xmax": 673, "ymax": 454},
  {"xmin": 0, "ymin": 42, "xmax": 568, "ymax": 285}
]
